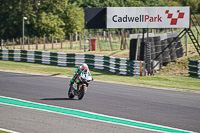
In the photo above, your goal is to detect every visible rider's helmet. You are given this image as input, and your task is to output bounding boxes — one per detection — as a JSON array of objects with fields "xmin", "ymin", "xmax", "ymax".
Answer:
[{"xmin": 81, "ymin": 63, "xmax": 88, "ymax": 74}]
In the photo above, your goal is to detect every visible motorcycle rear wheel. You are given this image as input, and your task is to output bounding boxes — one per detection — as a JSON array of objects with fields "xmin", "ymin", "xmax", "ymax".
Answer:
[{"xmin": 68, "ymin": 85, "xmax": 75, "ymax": 99}]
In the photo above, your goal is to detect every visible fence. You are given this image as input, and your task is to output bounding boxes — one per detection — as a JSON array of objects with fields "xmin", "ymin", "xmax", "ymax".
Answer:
[
  {"xmin": 0, "ymin": 49, "xmax": 145, "ymax": 76},
  {"xmin": 0, "ymin": 29, "xmax": 179, "ymax": 52},
  {"xmin": 188, "ymin": 59, "xmax": 200, "ymax": 78},
  {"xmin": 0, "ymin": 31, "xmax": 130, "ymax": 51}
]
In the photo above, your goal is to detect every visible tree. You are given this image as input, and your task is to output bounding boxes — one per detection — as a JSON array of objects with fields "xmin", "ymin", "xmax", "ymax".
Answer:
[
  {"xmin": 143, "ymin": 0, "xmax": 165, "ymax": 6},
  {"xmin": 183, "ymin": 0, "xmax": 200, "ymax": 12},
  {"xmin": 0, "ymin": 0, "xmax": 36, "ymax": 39},
  {"xmin": 123, "ymin": 0, "xmax": 145, "ymax": 7},
  {"xmin": 35, "ymin": 12, "xmax": 65, "ymax": 38},
  {"xmin": 162, "ymin": 0, "xmax": 182, "ymax": 6},
  {"xmin": 64, "ymin": 4, "xmax": 84, "ymax": 35}
]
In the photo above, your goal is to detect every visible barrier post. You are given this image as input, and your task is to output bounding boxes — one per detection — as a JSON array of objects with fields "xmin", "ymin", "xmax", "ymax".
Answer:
[
  {"xmin": 79, "ymin": 32, "xmax": 82, "ymax": 50},
  {"xmin": 97, "ymin": 33, "xmax": 102, "ymax": 51},
  {"xmin": 52, "ymin": 35, "xmax": 54, "ymax": 49},
  {"xmin": 140, "ymin": 60, "xmax": 143, "ymax": 76},
  {"xmin": 28, "ymin": 36, "xmax": 30, "ymax": 50},
  {"xmin": 109, "ymin": 32, "xmax": 113, "ymax": 51},
  {"xmin": 43, "ymin": 34, "xmax": 46, "ymax": 50},
  {"xmin": 13, "ymin": 38, "xmax": 15, "ymax": 49},
  {"xmin": 61, "ymin": 35, "xmax": 63, "ymax": 49},
  {"xmin": 1, "ymin": 39, "xmax": 3, "ymax": 49}
]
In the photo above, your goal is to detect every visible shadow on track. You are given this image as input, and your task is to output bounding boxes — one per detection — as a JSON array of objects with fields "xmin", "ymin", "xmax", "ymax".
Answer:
[{"xmin": 41, "ymin": 98, "xmax": 76, "ymax": 100}]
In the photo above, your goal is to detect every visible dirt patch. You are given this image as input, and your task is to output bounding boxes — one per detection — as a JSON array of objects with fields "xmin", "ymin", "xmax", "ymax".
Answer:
[{"xmin": 155, "ymin": 54, "xmax": 199, "ymax": 76}]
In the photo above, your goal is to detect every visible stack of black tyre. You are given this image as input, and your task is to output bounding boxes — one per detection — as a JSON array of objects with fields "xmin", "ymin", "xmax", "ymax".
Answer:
[
  {"xmin": 150, "ymin": 36, "xmax": 184, "ymax": 63},
  {"xmin": 130, "ymin": 34, "xmax": 184, "ymax": 64}
]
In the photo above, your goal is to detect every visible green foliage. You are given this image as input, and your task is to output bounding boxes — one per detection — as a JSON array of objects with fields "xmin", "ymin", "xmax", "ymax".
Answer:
[
  {"xmin": 35, "ymin": 12, "xmax": 65, "ymax": 38},
  {"xmin": 125, "ymin": 0, "xmax": 144, "ymax": 6},
  {"xmin": 0, "ymin": 0, "xmax": 35, "ymax": 39},
  {"xmin": 64, "ymin": 4, "xmax": 84, "ymax": 34},
  {"xmin": 143, "ymin": 0, "xmax": 165, "ymax": 6},
  {"xmin": 184, "ymin": 0, "xmax": 200, "ymax": 12},
  {"xmin": 162, "ymin": 0, "xmax": 182, "ymax": 6}
]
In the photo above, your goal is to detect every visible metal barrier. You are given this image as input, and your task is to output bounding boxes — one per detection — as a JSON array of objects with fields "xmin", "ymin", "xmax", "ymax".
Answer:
[
  {"xmin": 0, "ymin": 49, "xmax": 145, "ymax": 76},
  {"xmin": 188, "ymin": 59, "xmax": 200, "ymax": 78}
]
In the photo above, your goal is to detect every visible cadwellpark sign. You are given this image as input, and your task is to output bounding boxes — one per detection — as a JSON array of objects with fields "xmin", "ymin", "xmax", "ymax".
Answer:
[{"xmin": 107, "ymin": 7, "xmax": 190, "ymax": 28}]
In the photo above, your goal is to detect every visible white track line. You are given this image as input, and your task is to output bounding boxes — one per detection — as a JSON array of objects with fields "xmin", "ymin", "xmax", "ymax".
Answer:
[
  {"xmin": 0, "ymin": 96, "xmax": 196, "ymax": 133},
  {"xmin": 0, "ymin": 128, "xmax": 20, "ymax": 133}
]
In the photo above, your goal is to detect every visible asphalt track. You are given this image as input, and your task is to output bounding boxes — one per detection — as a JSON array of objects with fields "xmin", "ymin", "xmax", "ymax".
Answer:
[{"xmin": 0, "ymin": 71, "xmax": 200, "ymax": 133}]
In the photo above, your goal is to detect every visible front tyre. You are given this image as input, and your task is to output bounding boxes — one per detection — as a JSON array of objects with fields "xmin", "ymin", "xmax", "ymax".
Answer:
[
  {"xmin": 78, "ymin": 85, "xmax": 85, "ymax": 100},
  {"xmin": 68, "ymin": 85, "xmax": 75, "ymax": 99}
]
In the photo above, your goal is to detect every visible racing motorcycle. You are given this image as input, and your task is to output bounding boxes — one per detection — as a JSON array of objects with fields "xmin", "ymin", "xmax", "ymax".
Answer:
[{"xmin": 68, "ymin": 70, "xmax": 93, "ymax": 100}]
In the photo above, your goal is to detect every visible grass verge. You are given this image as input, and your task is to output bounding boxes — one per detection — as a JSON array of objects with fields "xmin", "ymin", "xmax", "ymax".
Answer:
[
  {"xmin": 0, "ymin": 60, "xmax": 199, "ymax": 92},
  {"xmin": 0, "ymin": 130, "xmax": 10, "ymax": 133}
]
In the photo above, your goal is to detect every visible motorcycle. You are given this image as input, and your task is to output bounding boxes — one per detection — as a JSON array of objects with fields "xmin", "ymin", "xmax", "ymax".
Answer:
[{"xmin": 68, "ymin": 70, "xmax": 93, "ymax": 100}]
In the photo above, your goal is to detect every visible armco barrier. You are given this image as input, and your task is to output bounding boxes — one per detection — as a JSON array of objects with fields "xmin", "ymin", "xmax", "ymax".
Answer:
[
  {"xmin": 188, "ymin": 59, "xmax": 200, "ymax": 78},
  {"xmin": 0, "ymin": 49, "xmax": 145, "ymax": 76}
]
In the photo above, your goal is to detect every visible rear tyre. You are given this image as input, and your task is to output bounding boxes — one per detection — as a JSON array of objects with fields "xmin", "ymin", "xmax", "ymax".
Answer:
[
  {"xmin": 78, "ymin": 85, "xmax": 85, "ymax": 100},
  {"xmin": 68, "ymin": 85, "xmax": 75, "ymax": 99}
]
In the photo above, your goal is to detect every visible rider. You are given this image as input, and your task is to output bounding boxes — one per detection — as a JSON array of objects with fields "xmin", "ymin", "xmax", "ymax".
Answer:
[{"xmin": 70, "ymin": 63, "xmax": 92, "ymax": 86}]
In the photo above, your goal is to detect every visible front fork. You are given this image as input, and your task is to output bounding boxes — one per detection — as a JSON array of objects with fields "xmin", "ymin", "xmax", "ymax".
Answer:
[{"xmin": 80, "ymin": 84, "xmax": 87, "ymax": 93}]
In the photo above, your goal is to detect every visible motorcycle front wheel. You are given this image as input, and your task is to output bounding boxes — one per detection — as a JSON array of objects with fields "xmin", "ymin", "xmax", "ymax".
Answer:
[{"xmin": 78, "ymin": 85, "xmax": 85, "ymax": 100}]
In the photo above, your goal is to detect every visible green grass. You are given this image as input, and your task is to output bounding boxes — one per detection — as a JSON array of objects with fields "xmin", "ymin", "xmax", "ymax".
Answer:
[
  {"xmin": 0, "ymin": 130, "xmax": 9, "ymax": 133},
  {"xmin": 0, "ymin": 60, "xmax": 200, "ymax": 92}
]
